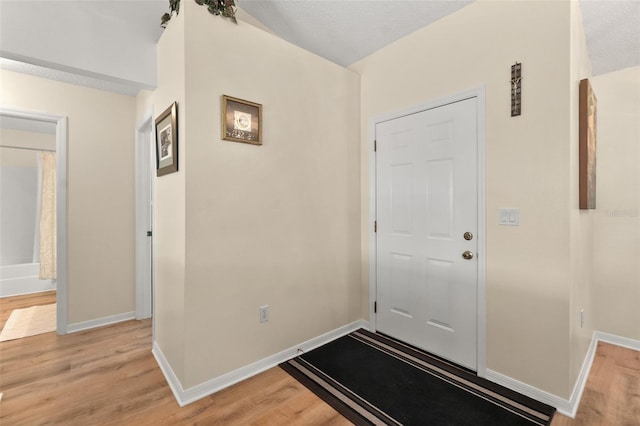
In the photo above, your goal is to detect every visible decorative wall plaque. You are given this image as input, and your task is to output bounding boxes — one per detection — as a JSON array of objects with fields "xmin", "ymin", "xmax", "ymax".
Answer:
[
  {"xmin": 579, "ymin": 78, "xmax": 597, "ymax": 209},
  {"xmin": 511, "ymin": 62, "xmax": 522, "ymax": 117}
]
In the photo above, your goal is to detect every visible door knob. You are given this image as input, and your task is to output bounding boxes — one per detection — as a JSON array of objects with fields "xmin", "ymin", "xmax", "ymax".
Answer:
[
  {"xmin": 463, "ymin": 232, "xmax": 473, "ymax": 241},
  {"xmin": 462, "ymin": 251, "xmax": 474, "ymax": 260}
]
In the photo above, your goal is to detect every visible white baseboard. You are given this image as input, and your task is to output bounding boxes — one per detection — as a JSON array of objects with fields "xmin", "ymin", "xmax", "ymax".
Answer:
[
  {"xmin": 152, "ymin": 341, "xmax": 184, "ymax": 405},
  {"xmin": 594, "ymin": 331, "xmax": 640, "ymax": 351},
  {"xmin": 484, "ymin": 369, "xmax": 574, "ymax": 417},
  {"xmin": 486, "ymin": 331, "xmax": 640, "ymax": 419},
  {"xmin": 153, "ymin": 319, "xmax": 370, "ymax": 407},
  {"xmin": 67, "ymin": 311, "xmax": 136, "ymax": 334},
  {"xmin": 563, "ymin": 334, "xmax": 599, "ymax": 418},
  {"xmin": 152, "ymin": 321, "xmax": 638, "ymax": 413}
]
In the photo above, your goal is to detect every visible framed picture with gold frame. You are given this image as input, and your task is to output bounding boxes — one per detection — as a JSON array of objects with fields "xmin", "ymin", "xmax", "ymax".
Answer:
[
  {"xmin": 222, "ymin": 95, "xmax": 262, "ymax": 145},
  {"xmin": 155, "ymin": 102, "xmax": 178, "ymax": 176}
]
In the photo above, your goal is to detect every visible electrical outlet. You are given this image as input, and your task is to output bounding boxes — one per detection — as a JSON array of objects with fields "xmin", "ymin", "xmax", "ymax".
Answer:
[{"xmin": 259, "ymin": 305, "xmax": 269, "ymax": 323}]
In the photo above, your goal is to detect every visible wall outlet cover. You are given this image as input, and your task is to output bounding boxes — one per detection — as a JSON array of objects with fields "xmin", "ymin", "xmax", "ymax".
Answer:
[{"xmin": 259, "ymin": 305, "xmax": 269, "ymax": 323}]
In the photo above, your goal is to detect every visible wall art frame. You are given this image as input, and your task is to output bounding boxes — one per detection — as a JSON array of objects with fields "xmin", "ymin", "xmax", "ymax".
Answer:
[
  {"xmin": 222, "ymin": 95, "xmax": 262, "ymax": 145},
  {"xmin": 155, "ymin": 102, "xmax": 178, "ymax": 176},
  {"xmin": 579, "ymin": 78, "xmax": 596, "ymax": 209}
]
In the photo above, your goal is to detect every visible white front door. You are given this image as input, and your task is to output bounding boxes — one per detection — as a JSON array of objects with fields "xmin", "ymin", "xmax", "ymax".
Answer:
[{"xmin": 376, "ymin": 97, "xmax": 478, "ymax": 370}]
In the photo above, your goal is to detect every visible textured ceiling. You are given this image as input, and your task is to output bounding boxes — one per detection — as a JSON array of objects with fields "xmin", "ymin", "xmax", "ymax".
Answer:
[
  {"xmin": 0, "ymin": 0, "xmax": 167, "ymax": 92},
  {"xmin": 0, "ymin": 57, "xmax": 142, "ymax": 96},
  {"xmin": 579, "ymin": 0, "xmax": 640, "ymax": 75},
  {"xmin": 0, "ymin": 0, "xmax": 638, "ymax": 95},
  {"xmin": 239, "ymin": 0, "xmax": 474, "ymax": 67},
  {"xmin": 240, "ymin": 0, "xmax": 640, "ymax": 72}
]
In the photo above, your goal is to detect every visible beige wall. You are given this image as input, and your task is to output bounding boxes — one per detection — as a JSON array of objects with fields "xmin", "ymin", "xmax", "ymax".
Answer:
[
  {"xmin": 142, "ymin": 2, "xmax": 361, "ymax": 389},
  {"xmin": 0, "ymin": 70, "xmax": 136, "ymax": 324},
  {"xmin": 351, "ymin": 0, "xmax": 576, "ymax": 398},
  {"xmin": 183, "ymin": 2, "xmax": 360, "ymax": 388},
  {"xmin": 591, "ymin": 65, "xmax": 640, "ymax": 340},
  {"xmin": 568, "ymin": 0, "xmax": 594, "ymax": 389},
  {"xmin": 3, "ymin": 0, "xmax": 634, "ymax": 405},
  {"xmin": 136, "ymin": 6, "xmax": 188, "ymax": 383}
]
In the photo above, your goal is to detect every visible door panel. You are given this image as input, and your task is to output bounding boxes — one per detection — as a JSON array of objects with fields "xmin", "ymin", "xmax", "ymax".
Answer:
[{"xmin": 376, "ymin": 97, "xmax": 478, "ymax": 370}]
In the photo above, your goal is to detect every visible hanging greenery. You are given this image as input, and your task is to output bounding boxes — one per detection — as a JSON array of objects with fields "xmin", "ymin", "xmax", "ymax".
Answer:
[
  {"xmin": 161, "ymin": 0, "xmax": 237, "ymax": 28},
  {"xmin": 161, "ymin": 0, "xmax": 180, "ymax": 28}
]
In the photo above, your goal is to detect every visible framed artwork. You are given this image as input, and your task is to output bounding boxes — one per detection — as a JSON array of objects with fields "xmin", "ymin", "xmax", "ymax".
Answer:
[
  {"xmin": 155, "ymin": 102, "xmax": 178, "ymax": 176},
  {"xmin": 579, "ymin": 79, "xmax": 596, "ymax": 209},
  {"xmin": 222, "ymin": 95, "xmax": 262, "ymax": 145}
]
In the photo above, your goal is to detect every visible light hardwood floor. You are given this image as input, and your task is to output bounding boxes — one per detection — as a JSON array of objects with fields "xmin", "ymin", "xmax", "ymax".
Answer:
[
  {"xmin": 0, "ymin": 292, "xmax": 348, "ymax": 425},
  {"xmin": 551, "ymin": 341, "xmax": 640, "ymax": 426},
  {"xmin": 1, "ymin": 292, "xmax": 638, "ymax": 425}
]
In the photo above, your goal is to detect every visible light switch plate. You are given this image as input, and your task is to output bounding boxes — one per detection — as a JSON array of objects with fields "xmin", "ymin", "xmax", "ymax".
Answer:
[{"xmin": 499, "ymin": 208, "xmax": 519, "ymax": 226}]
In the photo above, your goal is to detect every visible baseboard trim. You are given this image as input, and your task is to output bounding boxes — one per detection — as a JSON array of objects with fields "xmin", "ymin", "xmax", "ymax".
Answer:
[
  {"xmin": 484, "ymin": 369, "xmax": 574, "ymax": 417},
  {"xmin": 154, "ymin": 319, "xmax": 370, "ymax": 407},
  {"xmin": 594, "ymin": 331, "xmax": 640, "ymax": 351},
  {"xmin": 152, "ymin": 322, "xmax": 638, "ymax": 412},
  {"xmin": 486, "ymin": 331, "xmax": 640, "ymax": 419},
  {"xmin": 66, "ymin": 311, "xmax": 136, "ymax": 334},
  {"xmin": 563, "ymin": 333, "xmax": 599, "ymax": 418},
  {"xmin": 152, "ymin": 341, "xmax": 184, "ymax": 405}
]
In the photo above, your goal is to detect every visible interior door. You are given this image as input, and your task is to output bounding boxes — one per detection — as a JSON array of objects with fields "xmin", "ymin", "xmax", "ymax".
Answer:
[
  {"xmin": 375, "ymin": 97, "xmax": 478, "ymax": 370},
  {"xmin": 135, "ymin": 118, "xmax": 154, "ymax": 320}
]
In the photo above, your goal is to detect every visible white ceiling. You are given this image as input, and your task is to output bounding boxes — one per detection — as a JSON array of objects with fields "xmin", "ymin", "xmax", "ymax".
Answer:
[
  {"xmin": 0, "ymin": 57, "xmax": 145, "ymax": 96},
  {"xmin": 0, "ymin": 0, "xmax": 167, "ymax": 94},
  {"xmin": 239, "ymin": 0, "xmax": 640, "ymax": 72},
  {"xmin": 0, "ymin": 0, "xmax": 638, "ymax": 95},
  {"xmin": 239, "ymin": 0, "xmax": 475, "ymax": 67},
  {"xmin": 580, "ymin": 0, "xmax": 640, "ymax": 75}
]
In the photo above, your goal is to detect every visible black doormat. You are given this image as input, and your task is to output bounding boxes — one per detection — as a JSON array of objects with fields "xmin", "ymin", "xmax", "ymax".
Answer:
[{"xmin": 280, "ymin": 329, "xmax": 555, "ymax": 425}]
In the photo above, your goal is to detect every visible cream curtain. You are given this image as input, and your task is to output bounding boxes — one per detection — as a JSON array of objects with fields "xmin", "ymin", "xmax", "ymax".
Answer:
[{"xmin": 39, "ymin": 152, "xmax": 56, "ymax": 280}]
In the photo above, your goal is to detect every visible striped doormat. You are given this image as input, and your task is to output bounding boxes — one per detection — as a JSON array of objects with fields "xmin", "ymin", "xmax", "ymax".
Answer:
[{"xmin": 281, "ymin": 329, "xmax": 555, "ymax": 425}]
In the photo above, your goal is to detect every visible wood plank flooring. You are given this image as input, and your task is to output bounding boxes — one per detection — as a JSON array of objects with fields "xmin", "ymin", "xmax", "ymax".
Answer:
[
  {"xmin": 551, "ymin": 341, "xmax": 640, "ymax": 425},
  {"xmin": 0, "ymin": 292, "xmax": 348, "ymax": 425},
  {"xmin": 1, "ymin": 292, "xmax": 639, "ymax": 425}
]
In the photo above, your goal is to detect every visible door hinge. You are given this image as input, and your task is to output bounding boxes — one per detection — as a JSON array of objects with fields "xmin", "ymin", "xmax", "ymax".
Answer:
[
  {"xmin": 374, "ymin": 301, "xmax": 377, "ymax": 313},
  {"xmin": 374, "ymin": 221, "xmax": 377, "ymax": 233},
  {"xmin": 374, "ymin": 140, "xmax": 377, "ymax": 152},
  {"xmin": 146, "ymin": 231, "xmax": 152, "ymax": 237}
]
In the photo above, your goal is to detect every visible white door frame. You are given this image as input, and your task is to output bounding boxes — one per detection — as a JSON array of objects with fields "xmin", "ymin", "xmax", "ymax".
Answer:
[
  {"xmin": 1, "ymin": 107, "xmax": 68, "ymax": 335},
  {"xmin": 368, "ymin": 86, "xmax": 487, "ymax": 377},
  {"xmin": 135, "ymin": 110, "xmax": 154, "ymax": 320}
]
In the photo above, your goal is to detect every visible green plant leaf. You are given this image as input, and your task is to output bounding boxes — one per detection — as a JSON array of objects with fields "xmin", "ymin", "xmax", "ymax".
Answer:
[
  {"xmin": 161, "ymin": 12, "xmax": 171, "ymax": 28},
  {"xmin": 188, "ymin": 0, "xmax": 237, "ymax": 24}
]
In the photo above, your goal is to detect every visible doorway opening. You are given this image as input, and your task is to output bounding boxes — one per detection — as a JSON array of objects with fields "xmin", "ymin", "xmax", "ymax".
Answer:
[{"xmin": 0, "ymin": 108, "xmax": 68, "ymax": 337}]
